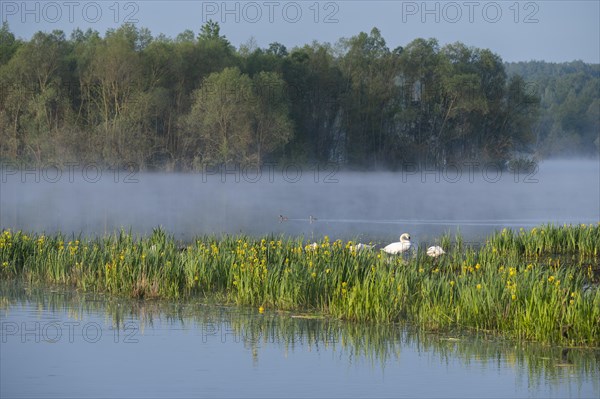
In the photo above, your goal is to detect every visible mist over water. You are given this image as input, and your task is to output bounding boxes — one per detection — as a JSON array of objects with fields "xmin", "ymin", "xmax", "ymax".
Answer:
[{"xmin": 1, "ymin": 160, "xmax": 598, "ymax": 245}]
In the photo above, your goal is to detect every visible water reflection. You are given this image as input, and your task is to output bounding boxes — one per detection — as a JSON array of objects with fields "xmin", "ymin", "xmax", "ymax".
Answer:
[{"xmin": 1, "ymin": 283, "xmax": 598, "ymax": 398}]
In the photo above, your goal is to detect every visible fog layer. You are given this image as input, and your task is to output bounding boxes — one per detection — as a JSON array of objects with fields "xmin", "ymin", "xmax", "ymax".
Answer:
[{"xmin": 1, "ymin": 160, "xmax": 598, "ymax": 245}]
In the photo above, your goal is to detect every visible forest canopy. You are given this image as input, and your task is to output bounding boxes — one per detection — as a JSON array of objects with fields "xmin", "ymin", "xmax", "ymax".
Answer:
[
  {"xmin": 505, "ymin": 61, "xmax": 599, "ymax": 158},
  {"xmin": 0, "ymin": 21, "xmax": 596, "ymax": 170}
]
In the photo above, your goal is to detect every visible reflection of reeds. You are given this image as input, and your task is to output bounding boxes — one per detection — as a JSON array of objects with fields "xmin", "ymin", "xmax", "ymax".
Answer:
[
  {"xmin": 0, "ymin": 225, "xmax": 599, "ymax": 345},
  {"xmin": 2, "ymin": 283, "xmax": 599, "ymax": 389}
]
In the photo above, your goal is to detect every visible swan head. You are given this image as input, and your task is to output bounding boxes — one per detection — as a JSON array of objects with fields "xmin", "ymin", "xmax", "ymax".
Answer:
[{"xmin": 400, "ymin": 233, "xmax": 411, "ymax": 242}]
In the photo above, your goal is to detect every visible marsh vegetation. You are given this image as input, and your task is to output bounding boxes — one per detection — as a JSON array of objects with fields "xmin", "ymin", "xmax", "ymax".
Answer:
[{"xmin": 2, "ymin": 224, "xmax": 598, "ymax": 346}]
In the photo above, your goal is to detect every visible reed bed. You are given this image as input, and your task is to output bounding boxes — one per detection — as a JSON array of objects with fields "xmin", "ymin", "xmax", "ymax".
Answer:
[{"xmin": 1, "ymin": 224, "xmax": 599, "ymax": 346}]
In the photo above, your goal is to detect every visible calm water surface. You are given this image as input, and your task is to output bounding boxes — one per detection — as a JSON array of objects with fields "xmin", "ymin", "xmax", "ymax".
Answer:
[
  {"xmin": 1, "ymin": 160, "xmax": 599, "ymax": 244},
  {"xmin": 1, "ymin": 285, "xmax": 599, "ymax": 398}
]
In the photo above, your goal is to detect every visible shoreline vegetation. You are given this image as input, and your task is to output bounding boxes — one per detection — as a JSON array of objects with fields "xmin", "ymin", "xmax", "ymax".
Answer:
[{"xmin": 1, "ymin": 224, "xmax": 599, "ymax": 346}]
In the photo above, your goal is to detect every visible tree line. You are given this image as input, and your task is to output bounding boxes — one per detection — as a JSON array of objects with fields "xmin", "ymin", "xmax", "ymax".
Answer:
[
  {"xmin": 2, "ymin": 21, "xmax": 584, "ymax": 171},
  {"xmin": 505, "ymin": 61, "xmax": 599, "ymax": 158}
]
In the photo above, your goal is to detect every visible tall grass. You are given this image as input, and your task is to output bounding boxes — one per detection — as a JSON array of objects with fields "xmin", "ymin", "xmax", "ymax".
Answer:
[{"xmin": 1, "ymin": 224, "xmax": 599, "ymax": 346}]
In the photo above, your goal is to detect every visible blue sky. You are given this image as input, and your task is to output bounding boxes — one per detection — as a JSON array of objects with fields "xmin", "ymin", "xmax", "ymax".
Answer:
[{"xmin": 2, "ymin": 1, "xmax": 599, "ymax": 63}]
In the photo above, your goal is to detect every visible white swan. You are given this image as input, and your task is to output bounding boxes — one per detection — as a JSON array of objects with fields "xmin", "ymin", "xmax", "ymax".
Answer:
[
  {"xmin": 426, "ymin": 245, "xmax": 445, "ymax": 258},
  {"xmin": 305, "ymin": 242, "xmax": 318, "ymax": 251},
  {"xmin": 382, "ymin": 233, "xmax": 412, "ymax": 255},
  {"xmin": 349, "ymin": 243, "xmax": 374, "ymax": 251}
]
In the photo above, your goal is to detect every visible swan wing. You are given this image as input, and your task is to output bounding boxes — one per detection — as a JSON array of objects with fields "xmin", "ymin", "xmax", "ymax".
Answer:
[
  {"xmin": 383, "ymin": 242, "xmax": 411, "ymax": 254},
  {"xmin": 427, "ymin": 246, "xmax": 445, "ymax": 257}
]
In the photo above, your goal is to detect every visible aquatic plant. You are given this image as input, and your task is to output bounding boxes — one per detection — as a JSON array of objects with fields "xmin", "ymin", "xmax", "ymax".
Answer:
[{"xmin": 1, "ymin": 225, "xmax": 599, "ymax": 346}]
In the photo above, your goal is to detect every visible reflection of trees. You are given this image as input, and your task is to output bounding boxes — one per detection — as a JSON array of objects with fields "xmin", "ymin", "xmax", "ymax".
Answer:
[{"xmin": 2, "ymin": 282, "xmax": 598, "ymax": 390}]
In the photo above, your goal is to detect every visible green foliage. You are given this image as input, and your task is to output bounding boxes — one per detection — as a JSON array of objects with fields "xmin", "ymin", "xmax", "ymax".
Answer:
[
  {"xmin": 5, "ymin": 22, "xmax": 595, "ymax": 169},
  {"xmin": 198, "ymin": 20, "xmax": 226, "ymax": 43},
  {"xmin": 266, "ymin": 42, "xmax": 288, "ymax": 58},
  {"xmin": 505, "ymin": 61, "xmax": 600, "ymax": 157},
  {"xmin": 180, "ymin": 67, "xmax": 293, "ymax": 166},
  {"xmin": 0, "ymin": 28, "xmax": 72, "ymax": 161},
  {"xmin": 0, "ymin": 22, "xmax": 20, "ymax": 65},
  {"xmin": 1, "ymin": 225, "xmax": 599, "ymax": 346},
  {"xmin": 252, "ymin": 71, "xmax": 294, "ymax": 164}
]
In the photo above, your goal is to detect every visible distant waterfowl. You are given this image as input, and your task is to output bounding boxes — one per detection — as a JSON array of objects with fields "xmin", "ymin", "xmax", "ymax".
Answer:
[
  {"xmin": 382, "ymin": 233, "xmax": 412, "ymax": 255},
  {"xmin": 279, "ymin": 215, "xmax": 288, "ymax": 223},
  {"xmin": 426, "ymin": 245, "xmax": 445, "ymax": 258},
  {"xmin": 349, "ymin": 243, "xmax": 375, "ymax": 251},
  {"xmin": 305, "ymin": 242, "xmax": 318, "ymax": 251},
  {"xmin": 309, "ymin": 215, "xmax": 318, "ymax": 224}
]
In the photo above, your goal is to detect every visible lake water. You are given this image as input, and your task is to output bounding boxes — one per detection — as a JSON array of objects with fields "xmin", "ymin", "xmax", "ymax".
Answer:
[
  {"xmin": 1, "ymin": 159, "xmax": 599, "ymax": 397},
  {"xmin": 1, "ymin": 284, "xmax": 599, "ymax": 398},
  {"xmin": 1, "ymin": 159, "xmax": 599, "ymax": 246}
]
